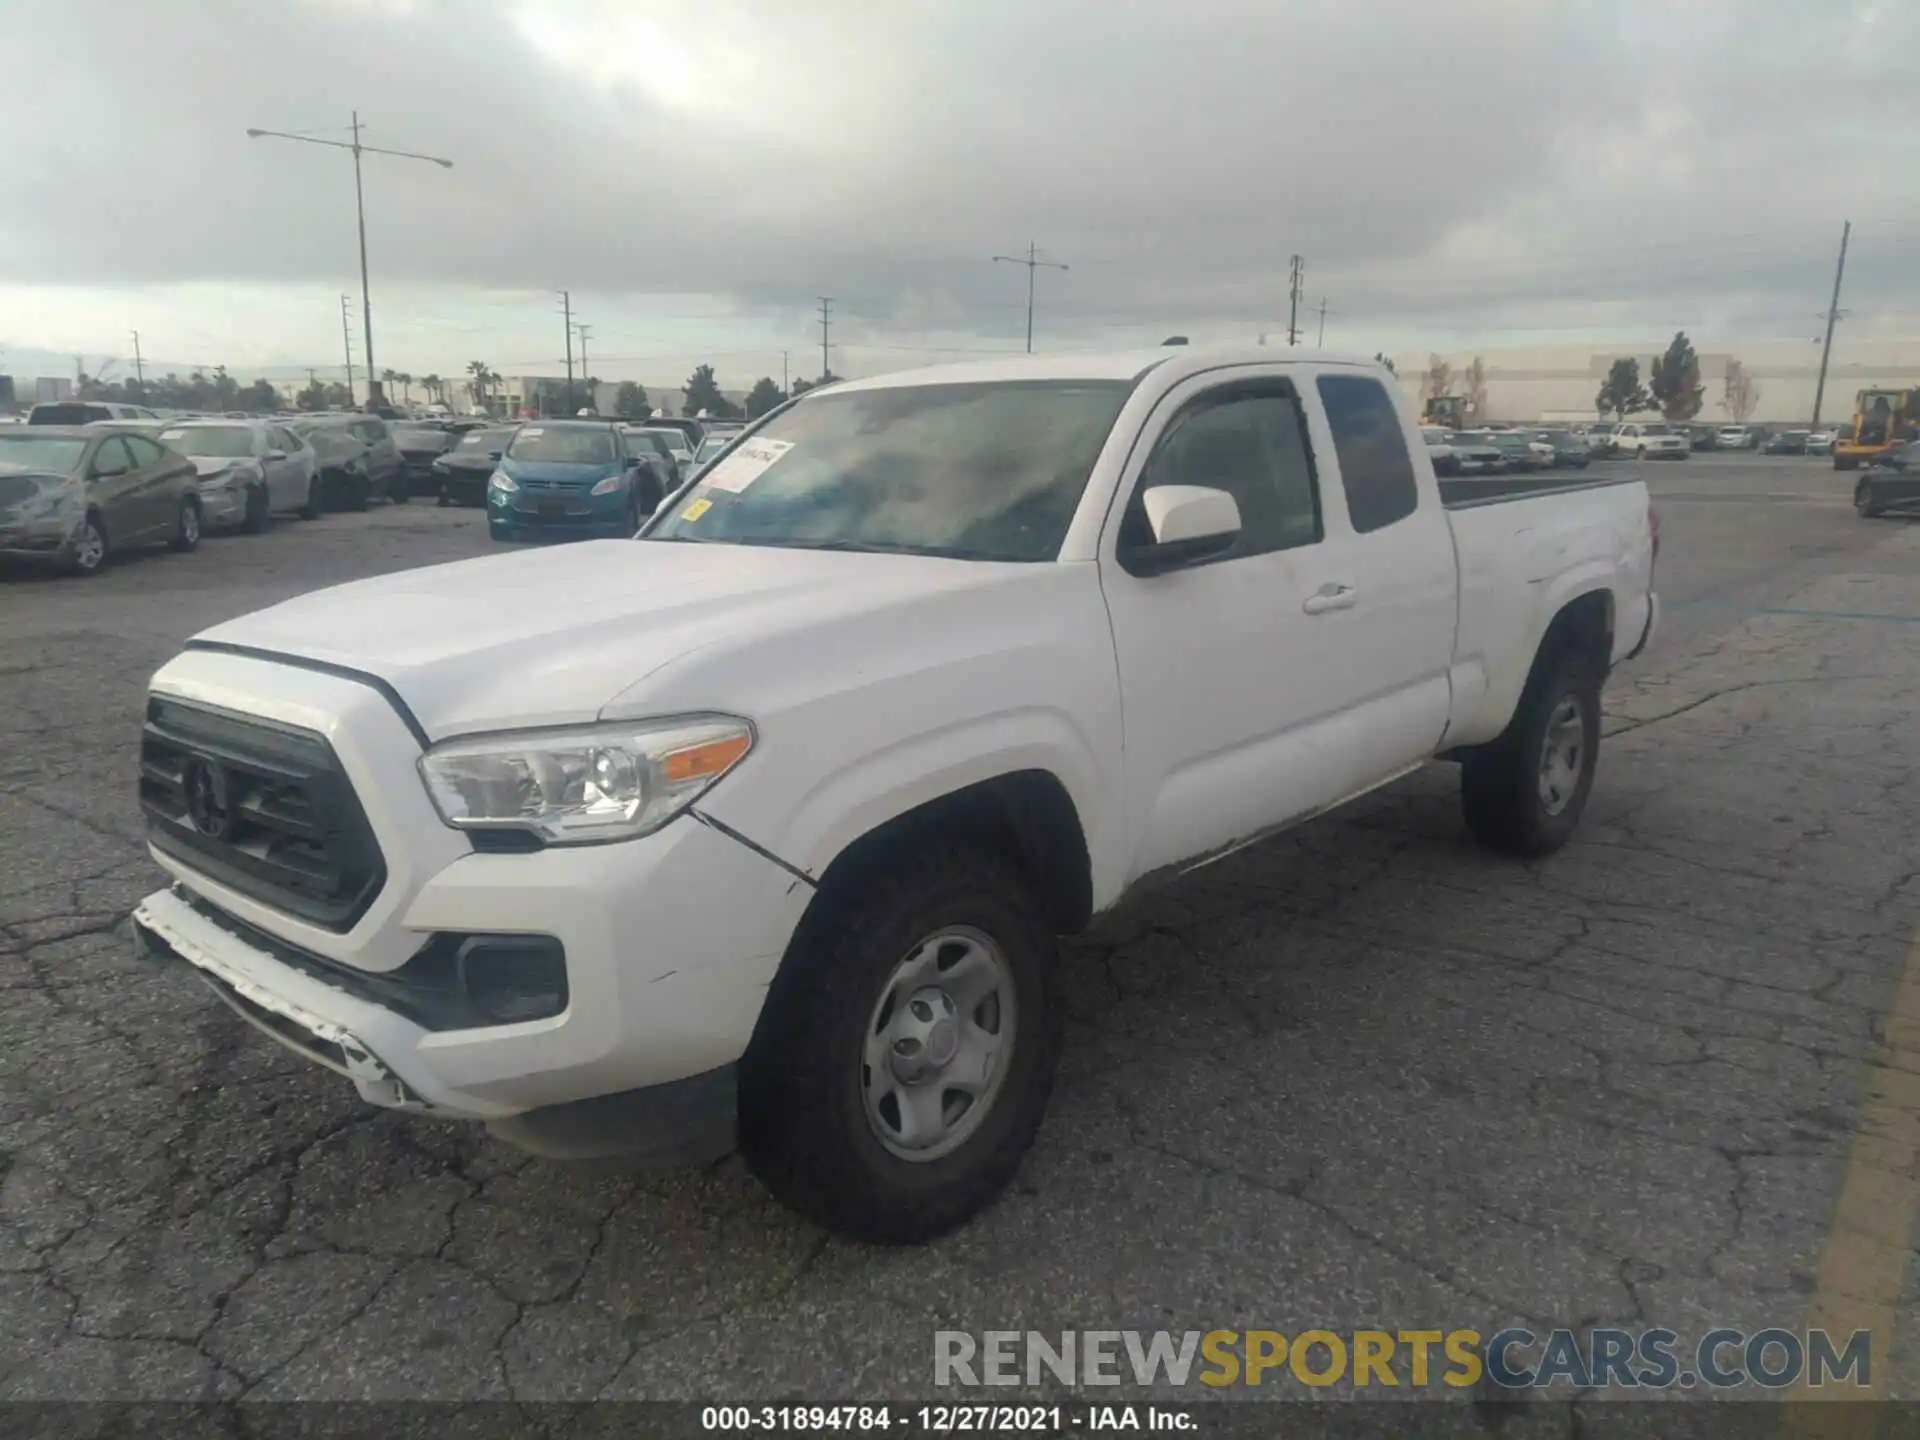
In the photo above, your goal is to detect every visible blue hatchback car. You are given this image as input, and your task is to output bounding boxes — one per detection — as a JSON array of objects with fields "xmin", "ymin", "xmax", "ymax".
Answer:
[{"xmin": 486, "ymin": 421, "xmax": 668, "ymax": 544}]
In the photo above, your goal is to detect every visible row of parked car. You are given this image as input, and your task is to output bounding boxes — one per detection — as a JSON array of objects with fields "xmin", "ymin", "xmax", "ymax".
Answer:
[
  {"xmin": 1422, "ymin": 426, "xmax": 1595, "ymax": 476},
  {"xmin": 0, "ymin": 405, "xmax": 751, "ymax": 577}
]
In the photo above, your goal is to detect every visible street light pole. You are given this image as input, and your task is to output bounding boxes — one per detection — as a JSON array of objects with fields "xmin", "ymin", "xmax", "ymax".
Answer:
[
  {"xmin": 993, "ymin": 241, "xmax": 1070, "ymax": 353},
  {"xmin": 246, "ymin": 113, "xmax": 453, "ymax": 408}
]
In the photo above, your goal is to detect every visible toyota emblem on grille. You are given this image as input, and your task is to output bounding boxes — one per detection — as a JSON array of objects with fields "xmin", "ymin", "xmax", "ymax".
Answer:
[{"xmin": 182, "ymin": 757, "xmax": 235, "ymax": 840}]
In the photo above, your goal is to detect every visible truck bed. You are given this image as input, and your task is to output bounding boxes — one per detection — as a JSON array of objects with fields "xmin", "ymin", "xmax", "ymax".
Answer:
[{"xmin": 1439, "ymin": 473, "xmax": 1644, "ymax": 508}]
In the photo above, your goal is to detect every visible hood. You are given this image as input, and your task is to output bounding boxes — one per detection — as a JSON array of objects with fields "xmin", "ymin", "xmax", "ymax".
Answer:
[
  {"xmin": 190, "ymin": 539, "xmax": 1040, "ymax": 739},
  {"xmin": 397, "ymin": 433, "xmax": 455, "ymax": 455},
  {"xmin": 189, "ymin": 456, "xmax": 252, "ymax": 477},
  {"xmin": 499, "ymin": 456, "xmax": 621, "ymax": 484}
]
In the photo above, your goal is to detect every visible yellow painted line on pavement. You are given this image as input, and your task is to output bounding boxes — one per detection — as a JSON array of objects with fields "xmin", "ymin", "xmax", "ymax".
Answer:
[{"xmin": 1783, "ymin": 923, "xmax": 1920, "ymax": 1437}]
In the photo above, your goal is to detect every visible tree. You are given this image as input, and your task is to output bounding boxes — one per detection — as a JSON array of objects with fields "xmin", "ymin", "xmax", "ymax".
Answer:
[
  {"xmin": 1374, "ymin": 353, "xmax": 1396, "ymax": 375},
  {"xmin": 1595, "ymin": 357, "xmax": 1650, "ymax": 419},
  {"xmin": 577, "ymin": 376, "xmax": 602, "ymax": 414},
  {"xmin": 466, "ymin": 360, "xmax": 494, "ymax": 410},
  {"xmin": 1422, "ymin": 355, "xmax": 1454, "ymax": 403},
  {"xmin": 297, "ymin": 379, "xmax": 328, "ymax": 411},
  {"xmin": 682, "ymin": 364, "xmax": 741, "ymax": 418},
  {"xmin": 1462, "ymin": 357, "xmax": 1489, "ymax": 420},
  {"xmin": 242, "ymin": 379, "xmax": 279, "ymax": 412},
  {"xmin": 745, "ymin": 377, "xmax": 786, "ymax": 419},
  {"xmin": 790, "ymin": 371, "xmax": 837, "ymax": 397},
  {"xmin": 1720, "ymin": 359, "xmax": 1760, "ymax": 424},
  {"xmin": 1648, "ymin": 332, "xmax": 1704, "ymax": 422},
  {"xmin": 395, "ymin": 372, "xmax": 413, "ymax": 404},
  {"xmin": 211, "ymin": 365, "xmax": 239, "ymax": 410},
  {"xmin": 614, "ymin": 381, "xmax": 651, "ymax": 419},
  {"xmin": 420, "ymin": 373, "xmax": 443, "ymax": 406}
]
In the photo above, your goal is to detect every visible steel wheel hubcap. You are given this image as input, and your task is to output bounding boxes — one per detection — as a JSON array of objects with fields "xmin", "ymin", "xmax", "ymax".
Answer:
[
  {"xmin": 1538, "ymin": 696, "xmax": 1585, "ymax": 816},
  {"xmin": 862, "ymin": 926, "xmax": 1015, "ymax": 1162},
  {"xmin": 76, "ymin": 525, "xmax": 103, "ymax": 567}
]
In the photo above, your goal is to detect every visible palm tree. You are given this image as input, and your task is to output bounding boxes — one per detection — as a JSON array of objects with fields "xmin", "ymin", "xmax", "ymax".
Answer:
[
  {"xmin": 396, "ymin": 372, "xmax": 413, "ymax": 404},
  {"xmin": 381, "ymin": 369, "xmax": 398, "ymax": 404},
  {"xmin": 421, "ymin": 373, "xmax": 443, "ymax": 407},
  {"xmin": 466, "ymin": 360, "xmax": 492, "ymax": 409}
]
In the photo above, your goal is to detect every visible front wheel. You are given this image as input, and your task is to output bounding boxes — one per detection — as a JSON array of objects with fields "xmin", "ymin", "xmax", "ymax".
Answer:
[
  {"xmin": 349, "ymin": 470, "xmax": 371, "ymax": 512},
  {"xmin": 1461, "ymin": 650, "xmax": 1601, "ymax": 857},
  {"xmin": 739, "ymin": 841, "xmax": 1062, "ymax": 1243},
  {"xmin": 69, "ymin": 513, "xmax": 109, "ymax": 576},
  {"xmin": 389, "ymin": 472, "xmax": 410, "ymax": 504},
  {"xmin": 169, "ymin": 499, "xmax": 201, "ymax": 552},
  {"xmin": 1856, "ymin": 482, "xmax": 1884, "ymax": 519},
  {"xmin": 241, "ymin": 485, "xmax": 269, "ymax": 534}
]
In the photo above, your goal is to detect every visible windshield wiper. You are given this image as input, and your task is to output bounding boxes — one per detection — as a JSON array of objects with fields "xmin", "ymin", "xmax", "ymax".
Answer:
[{"xmin": 746, "ymin": 538, "xmax": 989, "ymax": 560}]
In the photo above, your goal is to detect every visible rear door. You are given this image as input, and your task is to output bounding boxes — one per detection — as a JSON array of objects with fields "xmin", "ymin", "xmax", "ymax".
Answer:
[
  {"xmin": 265, "ymin": 426, "xmax": 306, "ymax": 508},
  {"xmin": 123, "ymin": 434, "xmax": 188, "ymax": 536}
]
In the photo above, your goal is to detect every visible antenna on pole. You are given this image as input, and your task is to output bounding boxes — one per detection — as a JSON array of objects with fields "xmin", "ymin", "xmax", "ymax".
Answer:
[{"xmin": 993, "ymin": 241, "xmax": 1070, "ymax": 353}]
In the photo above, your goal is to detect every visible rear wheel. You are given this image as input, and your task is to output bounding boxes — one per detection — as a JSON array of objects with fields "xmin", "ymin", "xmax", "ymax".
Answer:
[
  {"xmin": 389, "ymin": 472, "xmax": 409, "ymax": 504},
  {"xmin": 169, "ymin": 498, "xmax": 202, "ymax": 552},
  {"xmin": 349, "ymin": 469, "xmax": 371, "ymax": 512},
  {"xmin": 1462, "ymin": 650, "xmax": 1601, "ymax": 857},
  {"xmin": 1835, "ymin": 456, "xmax": 1857, "ymax": 472},
  {"xmin": 739, "ymin": 840, "xmax": 1062, "ymax": 1243},
  {"xmin": 1856, "ymin": 481, "xmax": 1884, "ymax": 519}
]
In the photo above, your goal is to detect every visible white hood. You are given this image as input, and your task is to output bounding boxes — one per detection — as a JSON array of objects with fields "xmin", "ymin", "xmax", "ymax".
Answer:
[{"xmin": 190, "ymin": 538, "xmax": 1045, "ymax": 739}]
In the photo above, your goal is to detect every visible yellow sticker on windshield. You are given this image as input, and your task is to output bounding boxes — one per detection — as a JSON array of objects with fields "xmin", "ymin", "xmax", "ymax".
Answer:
[{"xmin": 682, "ymin": 497, "xmax": 713, "ymax": 522}]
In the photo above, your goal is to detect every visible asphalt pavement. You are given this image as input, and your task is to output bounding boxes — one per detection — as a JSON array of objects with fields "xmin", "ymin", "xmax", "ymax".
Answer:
[{"xmin": 2, "ymin": 455, "xmax": 1918, "ymax": 1415}]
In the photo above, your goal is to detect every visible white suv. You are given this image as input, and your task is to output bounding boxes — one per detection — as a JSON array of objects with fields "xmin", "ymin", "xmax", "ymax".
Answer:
[{"xmin": 1615, "ymin": 422, "xmax": 1689, "ymax": 460}]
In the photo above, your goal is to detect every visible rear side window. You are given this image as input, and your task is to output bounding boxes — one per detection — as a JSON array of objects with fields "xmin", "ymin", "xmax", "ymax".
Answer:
[
  {"xmin": 124, "ymin": 435, "xmax": 167, "ymax": 467},
  {"xmin": 31, "ymin": 403, "xmax": 109, "ymax": 425},
  {"xmin": 1317, "ymin": 375, "xmax": 1419, "ymax": 534}
]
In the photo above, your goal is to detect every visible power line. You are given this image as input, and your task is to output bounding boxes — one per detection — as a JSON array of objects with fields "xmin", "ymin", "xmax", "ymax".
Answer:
[
  {"xmin": 992, "ymin": 242, "xmax": 1071, "ymax": 353},
  {"xmin": 1811, "ymin": 220, "xmax": 1851, "ymax": 429}
]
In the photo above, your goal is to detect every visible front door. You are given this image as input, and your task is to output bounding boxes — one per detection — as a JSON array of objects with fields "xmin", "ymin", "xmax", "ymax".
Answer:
[{"xmin": 86, "ymin": 436, "xmax": 152, "ymax": 542}]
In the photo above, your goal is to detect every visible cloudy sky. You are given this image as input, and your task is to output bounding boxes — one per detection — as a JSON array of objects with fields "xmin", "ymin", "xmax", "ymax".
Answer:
[{"xmin": 3, "ymin": 0, "xmax": 1917, "ymax": 390}]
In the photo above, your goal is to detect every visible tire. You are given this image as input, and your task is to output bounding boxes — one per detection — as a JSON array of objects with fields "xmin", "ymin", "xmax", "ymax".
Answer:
[
  {"xmin": 436, "ymin": 493, "xmax": 453, "ymax": 508},
  {"xmin": 241, "ymin": 485, "xmax": 269, "ymax": 534},
  {"xmin": 1461, "ymin": 649, "xmax": 1601, "ymax": 857},
  {"xmin": 1856, "ymin": 482, "xmax": 1884, "ymax": 519},
  {"xmin": 739, "ymin": 840, "xmax": 1063, "ymax": 1243},
  {"xmin": 349, "ymin": 470, "xmax": 370, "ymax": 512},
  {"xmin": 1834, "ymin": 456, "xmax": 1857, "ymax": 472},
  {"xmin": 298, "ymin": 475, "xmax": 322, "ymax": 521},
  {"xmin": 68, "ymin": 512, "xmax": 109, "ymax": 577},
  {"xmin": 389, "ymin": 472, "xmax": 409, "ymax": 504},
  {"xmin": 169, "ymin": 498, "xmax": 202, "ymax": 552}
]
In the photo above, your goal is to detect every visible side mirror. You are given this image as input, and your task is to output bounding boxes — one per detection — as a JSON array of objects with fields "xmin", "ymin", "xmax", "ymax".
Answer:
[
  {"xmin": 265, "ymin": 449, "xmax": 287, "ymax": 461},
  {"xmin": 1130, "ymin": 485, "xmax": 1242, "ymax": 573},
  {"xmin": 488, "ymin": 449, "xmax": 503, "ymax": 462}
]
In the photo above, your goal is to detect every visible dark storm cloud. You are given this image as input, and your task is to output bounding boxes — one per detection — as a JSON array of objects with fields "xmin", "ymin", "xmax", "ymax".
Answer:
[{"xmin": 3, "ymin": 0, "xmax": 1916, "ymax": 343}]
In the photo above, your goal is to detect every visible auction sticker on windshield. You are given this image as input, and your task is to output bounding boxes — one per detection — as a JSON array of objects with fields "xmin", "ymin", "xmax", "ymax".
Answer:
[{"xmin": 699, "ymin": 437, "xmax": 794, "ymax": 494}]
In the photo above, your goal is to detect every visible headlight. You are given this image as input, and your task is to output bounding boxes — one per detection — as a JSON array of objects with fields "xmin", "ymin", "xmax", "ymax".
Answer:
[
  {"xmin": 589, "ymin": 474, "xmax": 626, "ymax": 495},
  {"xmin": 489, "ymin": 470, "xmax": 517, "ymax": 492},
  {"xmin": 417, "ymin": 715, "xmax": 754, "ymax": 845}
]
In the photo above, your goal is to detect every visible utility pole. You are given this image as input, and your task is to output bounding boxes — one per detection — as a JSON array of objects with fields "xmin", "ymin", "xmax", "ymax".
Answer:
[
  {"xmin": 246, "ymin": 113, "xmax": 453, "ymax": 407},
  {"xmin": 1316, "ymin": 298, "xmax": 1330, "ymax": 348},
  {"xmin": 992, "ymin": 241, "xmax": 1070, "ymax": 353},
  {"xmin": 1811, "ymin": 219, "xmax": 1851, "ymax": 428},
  {"xmin": 818, "ymin": 297, "xmax": 833, "ymax": 380},
  {"xmin": 782, "ymin": 350, "xmax": 790, "ymax": 395},
  {"xmin": 1286, "ymin": 256, "xmax": 1305, "ymax": 346},
  {"xmin": 574, "ymin": 322, "xmax": 592, "ymax": 409},
  {"xmin": 558, "ymin": 290, "xmax": 574, "ymax": 412},
  {"xmin": 340, "ymin": 294, "xmax": 357, "ymax": 404},
  {"xmin": 129, "ymin": 331, "xmax": 145, "ymax": 387}
]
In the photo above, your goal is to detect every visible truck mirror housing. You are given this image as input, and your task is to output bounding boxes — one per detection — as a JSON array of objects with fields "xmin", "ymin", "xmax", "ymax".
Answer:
[{"xmin": 1133, "ymin": 485, "xmax": 1241, "ymax": 572}]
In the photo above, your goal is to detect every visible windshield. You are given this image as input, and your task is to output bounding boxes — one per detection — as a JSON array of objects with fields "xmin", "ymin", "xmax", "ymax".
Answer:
[
  {"xmin": 0, "ymin": 434, "xmax": 87, "ymax": 471},
  {"xmin": 649, "ymin": 379, "xmax": 1133, "ymax": 562},
  {"xmin": 695, "ymin": 436, "xmax": 732, "ymax": 461},
  {"xmin": 297, "ymin": 426, "xmax": 360, "ymax": 458},
  {"xmin": 454, "ymin": 428, "xmax": 513, "ymax": 453},
  {"xmin": 645, "ymin": 430, "xmax": 693, "ymax": 456},
  {"xmin": 157, "ymin": 425, "xmax": 255, "ymax": 457},
  {"xmin": 507, "ymin": 426, "xmax": 616, "ymax": 464}
]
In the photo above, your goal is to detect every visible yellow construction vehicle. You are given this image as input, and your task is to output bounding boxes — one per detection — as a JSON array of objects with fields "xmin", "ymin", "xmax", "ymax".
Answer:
[
  {"xmin": 1421, "ymin": 396, "xmax": 1468, "ymax": 429},
  {"xmin": 1833, "ymin": 387, "xmax": 1920, "ymax": 470}
]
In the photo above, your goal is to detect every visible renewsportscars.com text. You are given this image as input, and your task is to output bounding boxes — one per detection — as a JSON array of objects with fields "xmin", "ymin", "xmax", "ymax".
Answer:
[{"xmin": 934, "ymin": 1327, "xmax": 1871, "ymax": 1391}]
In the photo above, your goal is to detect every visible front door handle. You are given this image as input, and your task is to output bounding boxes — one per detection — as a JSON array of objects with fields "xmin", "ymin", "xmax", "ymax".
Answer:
[{"xmin": 1302, "ymin": 583, "xmax": 1357, "ymax": 615}]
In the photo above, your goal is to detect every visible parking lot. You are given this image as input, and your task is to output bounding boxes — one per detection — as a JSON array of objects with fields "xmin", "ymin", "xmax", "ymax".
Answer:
[{"xmin": 3, "ymin": 452, "xmax": 1919, "ymax": 1408}]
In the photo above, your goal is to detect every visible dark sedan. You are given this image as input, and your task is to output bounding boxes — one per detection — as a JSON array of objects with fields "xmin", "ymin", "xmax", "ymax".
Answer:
[
  {"xmin": 392, "ymin": 421, "xmax": 462, "ymax": 495},
  {"xmin": 289, "ymin": 418, "xmax": 407, "ymax": 509},
  {"xmin": 433, "ymin": 425, "xmax": 520, "ymax": 506},
  {"xmin": 0, "ymin": 426, "xmax": 201, "ymax": 576},
  {"xmin": 1533, "ymin": 429, "xmax": 1593, "ymax": 469},
  {"xmin": 1856, "ymin": 442, "xmax": 1920, "ymax": 519}
]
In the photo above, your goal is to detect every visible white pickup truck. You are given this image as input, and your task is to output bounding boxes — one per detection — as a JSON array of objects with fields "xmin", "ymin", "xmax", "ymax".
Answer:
[{"xmin": 132, "ymin": 349, "xmax": 1658, "ymax": 1242}]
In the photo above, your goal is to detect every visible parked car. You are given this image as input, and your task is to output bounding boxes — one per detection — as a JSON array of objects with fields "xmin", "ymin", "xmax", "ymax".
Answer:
[
  {"xmin": 1685, "ymin": 424, "xmax": 1721, "ymax": 452},
  {"xmin": 1805, "ymin": 429, "xmax": 1838, "ymax": 455},
  {"xmin": 690, "ymin": 432, "xmax": 737, "ymax": 475},
  {"xmin": 1716, "ymin": 425, "xmax": 1758, "ymax": 450},
  {"xmin": 392, "ymin": 422, "xmax": 462, "ymax": 496},
  {"xmin": 155, "ymin": 420, "xmax": 321, "ymax": 531},
  {"xmin": 1855, "ymin": 441, "xmax": 1920, "ymax": 518},
  {"xmin": 626, "ymin": 427, "xmax": 690, "ymax": 488},
  {"xmin": 486, "ymin": 421, "xmax": 668, "ymax": 543},
  {"xmin": 27, "ymin": 400, "xmax": 162, "ymax": 426},
  {"xmin": 433, "ymin": 426, "xmax": 520, "ymax": 507},
  {"xmin": 1582, "ymin": 422, "xmax": 1620, "ymax": 458},
  {"xmin": 1763, "ymin": 430, "xmax": 1810, "ymax": 456},
  {"xmin": 290, "ymin": 417, "xmax": 405, "ymax": 509},
  {"xmin": 1534, "ymin": 430, "xmax": 1592, "ymax": 469},
  {"xmin": 0, "ymin": 425, "xmax": 201, "ymax": 575},
  {"xmin": 130, "ymin": 348, "xmax": 1658, "ymax": 1241},
  {"xmin": 1615, "ymin": 422, "xmax": 1689, "ymax": 460},
  {"xmin": 638, "ymin": 425, "xmax": 696, "ymax": 477},
  {"xmin": 1467, "ymin": 430, "xmax": 1544, "ymax": 471},
  {"xmin": 1443, "ymin": 432, "xmax": 1507, "ymax": 475}
]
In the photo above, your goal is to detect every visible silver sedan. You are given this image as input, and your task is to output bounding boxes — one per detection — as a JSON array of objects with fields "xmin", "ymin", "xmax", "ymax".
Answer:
[{"xmin": 153, "ymin": 420, "xmax": 322, "ymax": 531}]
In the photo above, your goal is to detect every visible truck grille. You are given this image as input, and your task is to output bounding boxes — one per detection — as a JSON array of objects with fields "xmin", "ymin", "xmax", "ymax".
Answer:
[{"xmin": 139, "ymin": 696, "xmax": 386, "ymax": 931}]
